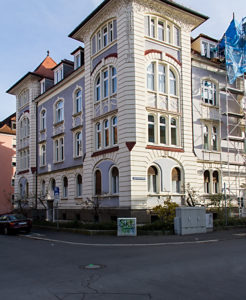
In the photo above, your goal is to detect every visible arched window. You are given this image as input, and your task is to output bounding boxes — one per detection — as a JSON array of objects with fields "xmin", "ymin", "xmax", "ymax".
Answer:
[
  {"xmin": 95, "ymin": 170, "xmax": 102, "ymax": 195},
  {"xmin": 104, "ymin": 119, "xmax": 109, "ymax": 147},
  {"xmin": 148, "ymin": 166, "xmax": 158, "ymax": 193},
  {"xmin": 169, "ymin": 70, "xmax": 177, "ymax": 95},
  {"xmin": 55, "ymin": 100, "xmax": 64, "ymax": 123},
  {"xmin": 172, "ymin": 167, "xmax": 181, "ymax": 193},
  {"xmin": 111, "ymin": 167, "xmax": 119, "ymax": 194},
  {"xmin": 112, "ymin": 116, "xmax": 118, "ymax": 145},
  {"xmin": 203, "ymin": 125, "xmax": 209, "ymax": 150},
  {"xmin": 96, "ymin": 122, "xmax": 101, "ymax": 150},
  {"xmin": 75, "ymin": 132, "xmax": 82, "ymax": 157},
  {"xmin": 212, "ymin": 126, "xmax": 218, "ymax": 151},
  {"xmin": 148, "ymin": 115, "xmax": 155, "ymax": 143},
  {"xmin": 111, "ymin": 67, "xmax": 117, "ymax": 95},
  {"xmin": 202, "ymin": 80, "xmax": 217, "ymax": 106},
  {"xmin": 204, "ymin": 171, "xmax": 210, "ymax": 194},
  {"xmin": 160, "ymin": 116, "xmax": 166, "ymax": 144},
  {"xmin": 77, "ymin": 175, "xmax": 82, "ymax": 197},
  {"xmin": 40, "ymin": 144, "xmax": 46, "ymax": 166},
  {"xmin": 147, "ymin": 63, "xmax": 155, "ymax": 91},
  {"xmin": 40, "ymin": 110, "xmax": 46, "ymax": 130},
  {"xmin": 63, "ymin": 177, "xmax": 68, "ymax": 198},
  {"xmin": 95, "ymin": 76, "xmax": 101, "ymax": 101},
  {"xmin": 213, "ymin": 171, "xmax": 219, "ymax": 194},
  {"xmin": 170, "ymin": 118, "xmax": 177, "ymax": 145},
  {"xmin": 75, "ymin": 89, "xmax": 82, "ymax": 113}
]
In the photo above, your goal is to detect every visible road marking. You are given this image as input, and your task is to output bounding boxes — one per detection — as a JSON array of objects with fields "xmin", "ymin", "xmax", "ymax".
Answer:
[
  {"xmin": 21, "ymin": 235, "xmax": 219, "ymax": 247},
  {"xmin": 233, "ymin": 233, "xmax": 246, "ymax": 237}
]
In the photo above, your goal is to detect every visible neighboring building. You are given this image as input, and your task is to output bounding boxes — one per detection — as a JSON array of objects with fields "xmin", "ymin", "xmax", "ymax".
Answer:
[
  {"xmin": 0, "ymin": 113, "xmax": 16, "ymax": 214},
  {"xmin": 191, "ymin": 34, "xmax": 246, "ymax": 211},
  {"xmin": 7, "ymin": 0, "xmax": 246, "ymax": 222}
]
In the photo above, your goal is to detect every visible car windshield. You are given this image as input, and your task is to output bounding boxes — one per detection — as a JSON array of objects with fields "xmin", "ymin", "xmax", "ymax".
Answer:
[{"xmin": 8, "ymin": 214, "xmax": 26, "ymax": 221}]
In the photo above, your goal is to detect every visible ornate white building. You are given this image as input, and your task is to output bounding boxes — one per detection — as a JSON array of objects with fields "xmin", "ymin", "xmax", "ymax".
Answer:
[{"xmin": 7, "ymin": 0, "xmax": 246, "ymax": 222}]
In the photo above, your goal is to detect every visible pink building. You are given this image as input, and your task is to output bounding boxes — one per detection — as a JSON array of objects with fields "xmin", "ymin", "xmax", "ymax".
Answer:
[{"xmin": 0, "ymin": 113, "xmax": 16, "ymax": 214}]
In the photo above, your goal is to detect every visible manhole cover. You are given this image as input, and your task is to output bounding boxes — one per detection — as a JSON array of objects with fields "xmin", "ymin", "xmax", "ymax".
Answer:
[{"xmin": 80, "ymin": 264, "xmax": 105, "ymax": 270}]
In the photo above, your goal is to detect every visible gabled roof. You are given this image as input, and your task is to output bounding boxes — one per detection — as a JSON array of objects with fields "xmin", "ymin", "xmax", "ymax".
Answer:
[
  {"xmin": 192, "ymin": 34, "xmax": 219, "ymax": 44},
  {"xmin": 7, "ymin": 54, "xmax": 57, "ymax": 95},
  {"xmin": 34, "ymin": 55, "xmax": 57, "ymax": 79},
  {"xmin": 0, "ymin": 124, "xmax": 16, "ymax": 135},
  {"xmin": 69, "ymin": 0, "xmax": 208, "ymax": 40}
]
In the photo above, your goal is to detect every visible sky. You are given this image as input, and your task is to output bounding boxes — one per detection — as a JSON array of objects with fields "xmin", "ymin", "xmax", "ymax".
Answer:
[{"xmin": 0, "ymin": 0, "xmax": 245, "ymax": 121}]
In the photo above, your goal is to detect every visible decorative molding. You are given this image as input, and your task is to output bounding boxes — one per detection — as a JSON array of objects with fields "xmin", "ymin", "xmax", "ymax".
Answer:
[
  {"xmin": 31, "ymin": 167, "xmax": 37, "ymax": 174},
  {"xmin": 91, "ymin": 146, "xmax": 119, "ymax": 157},
  {"xmin": 146, "ymin": 145, "xmax": 184, "ymax": 152},
  {"xmin": 105, "ymin": 53, "xmax": 118, "ymax": 60},
  {"xmin": 126, "ymin": 142, "xmax": 136, "ymax": 151},
  {"xmin": 18, "ymin": 169, "xmax": 29, "ymax": 175},
  {"xmin": 144, "ymin": 49, "xmax": 162, "ymax": 56},
  {"xmin": 166, "ymin": 53, "xmax": 182, "ymax": 66}
]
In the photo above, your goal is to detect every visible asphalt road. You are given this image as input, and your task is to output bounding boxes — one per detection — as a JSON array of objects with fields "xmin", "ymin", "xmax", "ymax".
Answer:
[{"xmin": 1, "ymin": 229, "xmax": 246, "ymax": 300}]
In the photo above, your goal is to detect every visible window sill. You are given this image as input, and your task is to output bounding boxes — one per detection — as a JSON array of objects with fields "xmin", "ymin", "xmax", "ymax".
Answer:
[
  {"xmin": 202, "ymin": 149, "xmax": 221, "ymax": 154},
  {"xmin": 39, "ymin": 165, "xmax": 47, "ymax": 168},
  {"xmin": 72, "ymin": 112, "xmax": 82, "ymax": 118},
  {"xmin": 91, "ymin": 146, "xmax": 119, "ymax": 157},
  {"xmin": 146, "ymin": 145, "xmax": 184, "ymax": 152},
  {"xmin": 53, "ymin": 120, "xmax": 64, "ymax": 127},
  {"xmin": 144, "ymin": 36, "xmax": 181, "ymax": 51},
  {"xmin": 91, "ymin": 40, "xmax": 117, "ymax": 59},
  {"xmin": 73, "ymin": 155, "xmax": 83, "ymax": 160},
  {"xmin": 39, "ymin": 129, "xmax": 46, "ymax": 134},
  {"xmin": 201, "ymin": 103, "xmax": 219, "ymax": 109},
  {"xmin": 53, "ymin": 160, "xmax": 65, "ymax": 165}
]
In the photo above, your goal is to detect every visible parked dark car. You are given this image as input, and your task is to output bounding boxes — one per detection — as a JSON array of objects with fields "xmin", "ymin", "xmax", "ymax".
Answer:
[{"xmin": 0, "ymin": 214, "xmax": 32, "ymax": 234}]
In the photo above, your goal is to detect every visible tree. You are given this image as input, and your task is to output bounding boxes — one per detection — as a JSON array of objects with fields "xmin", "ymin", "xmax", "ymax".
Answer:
[{"xmin": 153, "ymin": 197, "xmax": 179, "ymax": 224}]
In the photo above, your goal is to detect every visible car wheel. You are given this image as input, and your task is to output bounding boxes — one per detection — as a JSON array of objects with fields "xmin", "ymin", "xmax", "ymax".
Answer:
[{"xmin": 3, "ymin": 227, "xmax": 9, "ymax": 235}]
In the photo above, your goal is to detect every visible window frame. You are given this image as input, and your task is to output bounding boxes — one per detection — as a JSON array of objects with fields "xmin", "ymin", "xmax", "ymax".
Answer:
[
  {"xmin": 55, "ymin": 99, "xmax": 64, "ymax": 123},
  {"xmin": 145, "ymin": 15, "xmax": 180, "ymax": 47},
  {"xmin": 91, "ymin": 19, "xmax": 117, "ymax": 55}
]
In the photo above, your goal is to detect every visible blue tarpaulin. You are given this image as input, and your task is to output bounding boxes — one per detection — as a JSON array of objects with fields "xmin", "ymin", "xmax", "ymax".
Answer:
[{"xmin": 218, "ymin": 17, "xmax": 246, "ymax": 84}]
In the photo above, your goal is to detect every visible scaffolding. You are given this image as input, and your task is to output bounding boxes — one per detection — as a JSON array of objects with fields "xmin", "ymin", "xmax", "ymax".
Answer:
[{"xmin": 218, "ymin": 16, "xmax": 246, "ymax": 215}]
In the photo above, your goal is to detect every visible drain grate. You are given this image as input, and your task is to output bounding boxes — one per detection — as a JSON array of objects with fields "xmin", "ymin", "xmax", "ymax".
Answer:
[{"xmin": 80, "ymin": 264, "xmax": 105, "ymax": 270}]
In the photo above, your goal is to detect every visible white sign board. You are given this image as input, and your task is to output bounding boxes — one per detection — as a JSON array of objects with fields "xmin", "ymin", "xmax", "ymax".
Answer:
[{"xmin": 117, "ymin": 218, "xmax": 137, "ymax": 236}]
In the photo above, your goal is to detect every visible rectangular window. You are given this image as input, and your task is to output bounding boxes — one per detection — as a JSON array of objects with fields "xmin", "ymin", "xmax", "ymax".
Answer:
[
  {"xmin": 109, "ymin": 21, "xmax": 113, "ymax": 43},
  {"xmin": 74, "ymin": 53, "xmax": 81, "ymax": 69},
  {"xmin": 158, "ymin": 21, "xmax": 164, "ymax": 41},
  {"xmin": 103, "ymin": 70, "xmax": 108, "ymax": 98},
  {"xmin": 97, "ymin": 31, "xmax": 102, "ymax": 51},
  {"xmin": 103, "ymin": 26, "xmax": 108, "ymax": 47},
  {"xmin": 150, "ymin": 18, "xmax": 155, "ymax": 38},
  {"xmin": 174, "ymin": 26, "xmax": 180, "ymax": 46},
  {"xmin": 158, "ymin": 65, "xmax": 165, "ymax": 93},
  {"xmin": 147, "ymin": 63, "xmax": 155, "ymax": 91},
  {"xmin": 202, "ymin": 42, "xmax": 208, "ymax": 57}
]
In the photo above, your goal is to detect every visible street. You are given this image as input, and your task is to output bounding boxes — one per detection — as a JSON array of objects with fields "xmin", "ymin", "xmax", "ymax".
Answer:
[{"xmin": 1, "ymin": 229, "xmax": 246, "ymax": 300}]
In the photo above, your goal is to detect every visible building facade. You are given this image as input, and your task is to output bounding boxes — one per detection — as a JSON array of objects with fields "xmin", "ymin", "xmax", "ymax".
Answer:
[
  {"xmin": 7, "ymin": 0, "xmax": 246, "ymax": 221},
  {"xmin": 0, "ymin": 113, "xmax": 16, "ymax": 214}
]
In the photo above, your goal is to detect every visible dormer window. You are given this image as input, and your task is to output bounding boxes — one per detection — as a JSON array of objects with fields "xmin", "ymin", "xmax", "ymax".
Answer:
[
  {"xmin": 40, "ymin": 79, "xmax": 46, "ymax": 94},
  {"xmin": 201, "ymin": 41, "xmax": 217, "ymax": 58},
  {"xmin": 54, "ymin": 66, "xmax": 63, "ymax": 84},
  {"xmin": 74, "ymin": 53, "xmax": 81, "ymax": 70}
]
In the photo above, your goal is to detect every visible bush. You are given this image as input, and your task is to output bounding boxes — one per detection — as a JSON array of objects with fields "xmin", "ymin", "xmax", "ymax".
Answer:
[{"xmin": 33, "ymin": 220, "xmax": 117, "ymax": 230}]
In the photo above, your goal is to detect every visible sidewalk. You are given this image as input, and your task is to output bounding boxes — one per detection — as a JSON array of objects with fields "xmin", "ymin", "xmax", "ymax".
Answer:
[{"xmin": 27, "ymin": 226, "xmax": 246, "ymax": 246}]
